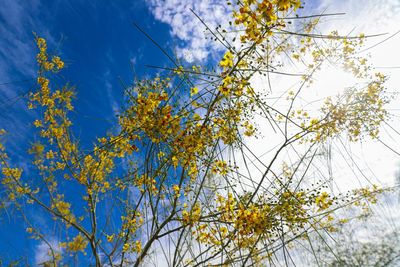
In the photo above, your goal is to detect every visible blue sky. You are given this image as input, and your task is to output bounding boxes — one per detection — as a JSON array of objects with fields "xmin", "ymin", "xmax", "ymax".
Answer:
[
  {"xmin": 0, "ymin": 0, "xmax": 177, "ymax": 264},
  {"xmin": 0, "ymin": 0, "xmax": 176, "ymax": 150},
  {"xmin": 1, "ymin": 0, "xmax": 400, "ymax": 265}
]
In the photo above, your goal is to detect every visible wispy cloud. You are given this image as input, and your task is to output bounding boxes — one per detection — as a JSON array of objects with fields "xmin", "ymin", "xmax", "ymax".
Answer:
[
  {"xmin": 34, "ymin": 238, "xmax": 63, "ymax": 266},
  {"xmin": 103, "ymin": 69, "xmax": 121, "ymax": 117},
  {"xmin": 0, "ymin": 0, "xmax": 51, "ymax": 84},
  {"xmin": 316, "ymin": 0, "xmax": 400, "ymax": 34},
  {"xmin": 0, "ymin": 0, "xmax": 56, "ymax": 156},
  {"xmin": 145, "ymin": 0, "xmax": 232, "ymax": 62},
  {"xmin": 0, "ymin": 0, "xmax": 60, "ymax": 103}
]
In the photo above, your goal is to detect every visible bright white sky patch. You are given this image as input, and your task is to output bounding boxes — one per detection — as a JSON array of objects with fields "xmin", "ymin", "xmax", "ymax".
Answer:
[
  {"xmin": 147, "ymin": 0, "xmax": 400, "ymax": 184},
  {"xmin": 313, "ymin": 0, "xmax": 400, "ymax": 187}
]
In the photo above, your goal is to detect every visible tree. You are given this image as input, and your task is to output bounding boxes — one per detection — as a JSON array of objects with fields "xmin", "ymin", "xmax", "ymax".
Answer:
[
  {"xmin": 306, "ymin": 192, "xmax": 400, "ymax": 267},
  {"xmin": 322, "ymin": 231, "xmax": 400, "ymax": 267},
  {"xmin": 0, "ymin": 0, "xmax": 391, "ymax": 266}
]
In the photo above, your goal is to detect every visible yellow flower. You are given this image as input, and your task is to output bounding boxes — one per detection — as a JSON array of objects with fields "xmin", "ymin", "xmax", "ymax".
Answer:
[
  {"xmin": 193, "ymin": 113, "xmax": 201, "ymax": 121},
  {"xmin": 33, "ymin": 120, "xmax": 42, "ymax": 127},
  {"xmin": 172, "ymin": 185, "xmax": 180, "ymax": 195},
  {"xmin": 190, "ymin": 87, "xmax": 199, "ymax": 96},
  {"xmin": 243, "ymin": 121, "xmax": 255, "ymax": 137},
  {"xmin": 277, "ymin": 0, "xmax": 301, "ymax": 11},
  {"xmin": 219, "ymin": 51, "xmax": 234, "ymax": 69},
  {"xmin": 134, "ymin": 240, "xmax": 141, "ymax": 252},
  {"xmin": 212, "ymin": 160, "xmax": 229, "ymax": 175},
  {"xmin": 315, "ymin": 192, "xmax": 332, "ymax": 211},
  {"xmin": 122, "ymin": 243, "xmax": 130, "ymax": 252},
  {"xmin": 172, "ymin": 156, "xmax": 179, "ymax": 168},
  {"xmin": 67, "ymin": 234, "xmax": 88, "ymax": 252},
  {"xmin": 103, "ymin": 181, "xmax": 110, "ymax": 189},
  {"xmin": 45, "ymin": 150, "xmax": 55, "ymax": 159},
  {"xmin": 173, "ymin": 66, "xmax": 184, "ymax": 75},
  {"xmin": 106, "ymin": 234, "xmax": 114, "ymax": 242},
  {"xmin": 52, "ymin": 56, "xmax": 65, "ymax": 70}
]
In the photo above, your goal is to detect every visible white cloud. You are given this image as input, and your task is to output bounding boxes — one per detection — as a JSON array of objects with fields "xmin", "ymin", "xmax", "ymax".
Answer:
[
  {"xmin": 35, "ymin": 238, "xmax": 63, "ymax": 266},
  {"xmin": 103, "ymin": 69, "xmax": 121, "ymax": 117},
  {"xmin": 316, "ymin": 0, "xmax": 400, "ymax": 33},
  {"xmin": 145, "ymin": 0, "xmax": 232, "ymax": 62}
]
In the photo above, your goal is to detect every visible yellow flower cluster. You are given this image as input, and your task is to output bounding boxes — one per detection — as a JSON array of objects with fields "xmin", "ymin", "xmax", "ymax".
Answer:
[
  {"xmin": 189, "ymin": 187, "xmax": 368, "ymax": 253},
  {"xmin": 218, "ymin": 74, "xmax": 251, "ymax": 97},
  {"xmin": 353, "ymin": 185, "xmax": 383, "ymax": 206},
  {"xmin": 1, "ymin": 167, "xmax": 26, "ymax": 200},
  {"xmin": 182, "ymin": 202, "xmax": 201, "ymax": 226},
  {"xmin": 189, "ymin": 191, "xmax": 309, "ymax": 250},
  {"xmin": 36, "ymin": 36, "xmax": 64, "ymax": 72},
  {"xmin": 62, "ymin": 233, "xmax": 88, "ymax": 253},
  {"xmin": 277, "ymin": 0, "xmax": 301, "ymax": 11},
  {"xmin": 243, "ymin": 121, "xmax": 256, "ymax": 136},
  {"xmin": 212, "ymin": 102, "xmax": 247, "ymax": 145},
  {"xmin": 233, "ymin": 0, "xmax": 301, "ymax": 43},
  {"xmin": 121, "ymin": 211, "xmax": 144, "ymax": 236},
  {"xmin": 122, "ymin": 240, "xmax": 142, "ymax": 253},
  {"xmin": 119, "ymin": 79, "xmax": 181, "ymax": 144},
  {"xmin": 219, "ymin": 51, "xmax": 234, "ymax": 69},
  {"xmin": 135, "ymin": 174, "xmax": 158, "ymax": 195},
  {"xmin": 211, "ymin": 160, "xmax": 229, "ymax": 176},
  {"xmin": 172, "ymin": 184, "xmax": 180, "ymax": 196},
  {"xmin": 28, "ymin": 37, "xmax": 79, "ymax": 187},
  {"xmin": 315, "ymin": 192, "xmax": 333, "ymax": 211},
  {"xmin": 51, "ymin": 195, "xmax": 76, "ymax": 224},
  {"xmin": 306, "ymin": 73, "xmax": 387, "ymax": 142}
]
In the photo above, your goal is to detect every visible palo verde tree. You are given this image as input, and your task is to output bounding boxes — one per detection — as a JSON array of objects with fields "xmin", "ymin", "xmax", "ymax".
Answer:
[{"xmin": 0, "ymin": 0, "xmax": 393, "ymax": 266}]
